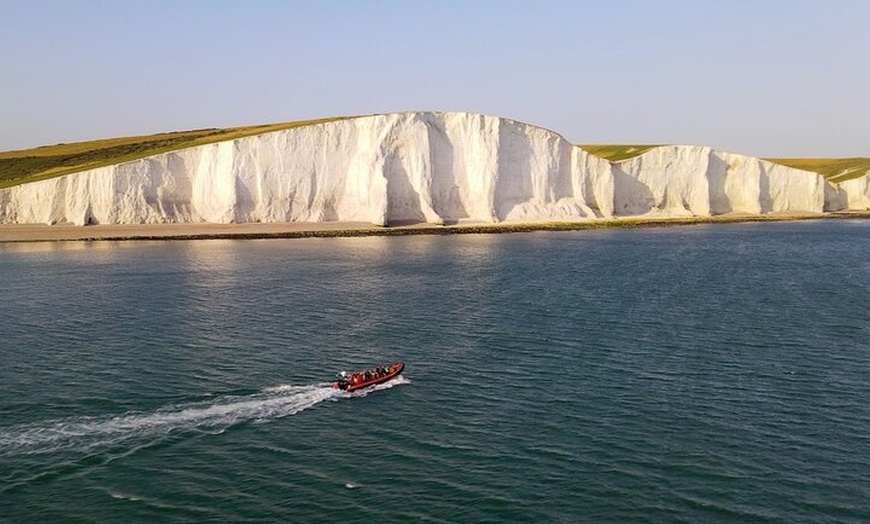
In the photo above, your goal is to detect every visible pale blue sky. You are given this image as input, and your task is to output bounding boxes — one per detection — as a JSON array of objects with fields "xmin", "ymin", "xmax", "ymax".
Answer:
[{"xmin": 1, "ymin": 0, "xmax": 867, "ymax": 157}]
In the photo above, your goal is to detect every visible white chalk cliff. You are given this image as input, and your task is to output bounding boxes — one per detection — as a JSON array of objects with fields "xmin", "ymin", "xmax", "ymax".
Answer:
[{"xmin": 0, "ymin": 112, "xmax": 867, "ymax": 226}]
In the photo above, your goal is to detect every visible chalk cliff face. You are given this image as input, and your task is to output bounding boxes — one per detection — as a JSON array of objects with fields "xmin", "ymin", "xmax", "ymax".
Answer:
[
  {"xmin": 611, "ymin": 147, "xmax": 829, "ymax": 216},
  {"xmin": 831, "ymin": 174, "xmax": 870, "ymax": 211},
  {"xmin": 0, "ymin": 112, "xmax": 865, "ymax": 226}
]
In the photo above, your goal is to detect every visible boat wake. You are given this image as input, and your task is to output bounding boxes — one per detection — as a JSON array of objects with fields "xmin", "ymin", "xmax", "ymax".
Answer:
[{"xmin": 0, "ymin": 377, "xmax": 408, "ymax": 457}]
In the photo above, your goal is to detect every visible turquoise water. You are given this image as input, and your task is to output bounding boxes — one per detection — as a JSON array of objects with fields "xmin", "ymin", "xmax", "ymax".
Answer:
[{"xmin": 1, "ymin": 221, "xmax": 868, "ymax": 523}]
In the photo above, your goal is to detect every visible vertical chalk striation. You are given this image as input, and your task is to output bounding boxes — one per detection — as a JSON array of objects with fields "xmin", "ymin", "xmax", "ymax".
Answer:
[{"xmin": 0, "ymin": 112, "xmax": 866, "ymax": 225}]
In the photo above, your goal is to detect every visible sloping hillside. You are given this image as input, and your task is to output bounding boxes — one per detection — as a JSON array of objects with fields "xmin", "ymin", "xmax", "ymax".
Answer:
[
  {"xmin": 3, "ymin": 118, "xmax": 867, "ymax": 190},
  {"xmin": 579, "ymin": 145, "xmax": 870, "ymax": 183},
  {"xmin": 0, "ymin": 113, "xmax": 866, "ymax": 226},
  {"xmin": 764, "ymin": 157, "xmax": 870, "ymax": 183},
  {"xmin": 0, "ymin": 118, "xmax": 344, "ymax": 189}
]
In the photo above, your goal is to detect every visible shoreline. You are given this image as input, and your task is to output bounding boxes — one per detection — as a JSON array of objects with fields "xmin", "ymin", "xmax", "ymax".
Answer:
[{"xmin": 1, "ymin": 212, "xmax": 868, "ymax": 243}]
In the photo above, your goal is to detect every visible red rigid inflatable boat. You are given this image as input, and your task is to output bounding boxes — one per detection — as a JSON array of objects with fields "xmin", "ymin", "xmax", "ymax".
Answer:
[{"xmin": 334, "ymin": 361, "xmax": 404, "ymax": 392}]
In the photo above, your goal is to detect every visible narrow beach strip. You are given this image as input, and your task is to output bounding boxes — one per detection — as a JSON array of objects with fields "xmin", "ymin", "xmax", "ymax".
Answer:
[{"xmin": 0, "ymin": 212, "xmax": 868, "ymax": 243}]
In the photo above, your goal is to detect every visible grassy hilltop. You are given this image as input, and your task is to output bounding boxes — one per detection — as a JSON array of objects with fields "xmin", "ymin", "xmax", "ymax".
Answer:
[
  {"xmin": 760, "ymin": 157, "xmax": 870, "ymax": 184},
  {"xmin": 0, "ymin": 118, "xmax": 867, "ymax": 189},
  {"xmin": 577, "ymin": 145, "xmax": 660, "ymax": 161},
  {"xmin": 579, "ymin": 145, "xmax": 869, "ymax": 183},
  {"xmin": 0, "ymin": 118, "xmax": 343, "ymax": 190}
]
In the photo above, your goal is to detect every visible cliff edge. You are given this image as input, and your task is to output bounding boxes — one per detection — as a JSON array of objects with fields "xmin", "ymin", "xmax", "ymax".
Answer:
[{"xmin": 0, "ymin": 112, "xmax": 866, "ymax": 226}]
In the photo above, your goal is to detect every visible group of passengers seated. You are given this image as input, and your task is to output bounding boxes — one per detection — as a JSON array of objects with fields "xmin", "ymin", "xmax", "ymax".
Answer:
[{"xmin": 347, "ymin": 366, "xmax": 389, "ymax": 385}]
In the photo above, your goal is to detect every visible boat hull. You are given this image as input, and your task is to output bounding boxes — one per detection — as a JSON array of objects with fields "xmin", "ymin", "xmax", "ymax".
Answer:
[{"xmin": 334, "ymin": 361, "xmax": 404, "ymax": 392}]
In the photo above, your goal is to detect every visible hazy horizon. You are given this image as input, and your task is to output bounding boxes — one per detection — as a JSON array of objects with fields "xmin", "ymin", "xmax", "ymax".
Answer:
[{"xmin": 2, "ymin": 1, "xmax": 868, "ymax": 158}]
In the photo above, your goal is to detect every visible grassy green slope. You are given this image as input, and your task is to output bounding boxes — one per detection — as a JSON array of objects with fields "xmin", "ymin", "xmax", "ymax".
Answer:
[
  {"xmin": 578, "ymin": 144, "xmax": 660, "ymax": 162},
  {"xmin": 1, "ymin": 122, "xmax": 866, "ymax": 189},
  {"xmin": 763, "ymin": 157, "xmax": 870, "ymax": 183},
  {"xmin": 579, "ymin": 145, "xmax": 869, "ymax": 182},
  {"xmin": 0, "ymin": 117, "xmax": 345, "ymax": 189}
]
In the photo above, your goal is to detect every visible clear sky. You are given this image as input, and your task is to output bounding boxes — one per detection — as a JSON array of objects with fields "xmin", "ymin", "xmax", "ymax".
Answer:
[{"xmin": 1, "ymin": 0, "xmax": 867, "ymax": 157}]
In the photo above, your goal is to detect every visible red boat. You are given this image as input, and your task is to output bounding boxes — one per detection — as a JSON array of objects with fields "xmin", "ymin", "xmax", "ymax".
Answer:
[{"xmin": 334, "ymin": 361, "xmax": 404, "ymax": 392}]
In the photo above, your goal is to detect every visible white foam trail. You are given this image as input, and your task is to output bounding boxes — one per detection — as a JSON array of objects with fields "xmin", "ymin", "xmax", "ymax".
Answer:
[
  {"xmin": 261, "ymin": 382, "xmax": 333, "ymax": 394},
  {"xmin": 0, "ymin": 384, "xmax": 339, "ymax": 456},
  {"xmin": 0, "ymin": 378, "xmax": 411, "ymax": 457},
  {"xmin": 340, "ymin": 375, "xmax": 411, "ymax": 398}
]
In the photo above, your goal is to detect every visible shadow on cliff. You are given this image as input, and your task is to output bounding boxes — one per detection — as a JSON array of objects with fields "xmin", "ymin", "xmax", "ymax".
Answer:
[
  {"xmin": 759, "ymin": 165, "xmax": 773, "ymax": 214},
  {"xmin": 383, "ymin": 148, "xmax": 426, "ymax": 226},
  {"xmin": 612, "ymin": 165, "xmax": 656, "ymax": 216},
  {"xmin": 824, "ymin": 183, "xmax": 848, "ymax": 211},
  {"xmin": 493, "ymin": 123, "xmax": 533, "ymax": 221},
  {"xmin": 234, "ymin": 176, "xmax": 253, "ymax": 223},
  {"xmin": 707, "ymin": 154, "xmax": 731, "ymax": 214},
  {"xmin": 426, "ymin": 119, "xmax": 466, "ymax": 224}
]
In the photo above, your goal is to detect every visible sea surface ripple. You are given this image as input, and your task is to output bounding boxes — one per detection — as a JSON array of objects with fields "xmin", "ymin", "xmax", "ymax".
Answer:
[{"xmin": 0, "ymin": 220, "xmax": 868, "ymax": 523}]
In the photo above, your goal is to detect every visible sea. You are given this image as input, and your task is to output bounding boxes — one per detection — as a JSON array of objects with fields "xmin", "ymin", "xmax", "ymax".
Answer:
[{"xmin": 0, "ymin": 220, "xmax": 868, "ymax": 523}]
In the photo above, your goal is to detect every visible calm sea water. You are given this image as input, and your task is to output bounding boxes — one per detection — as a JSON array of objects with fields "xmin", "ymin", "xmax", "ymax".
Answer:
[{"xmin": 0, "ymin": 220, "xmax": 868, "ymax": 523}]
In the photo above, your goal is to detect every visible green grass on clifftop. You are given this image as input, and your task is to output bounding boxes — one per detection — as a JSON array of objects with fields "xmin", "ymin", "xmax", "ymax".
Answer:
[
  {"xmin": 579, "ymin": 145, "xmax": 660, "ymax": 162},
  {"xmin": 2, "ymin": 125, "xmax": 867, "ymax": 189},
  {"xmin": 765, "ymin": 157, "xmax": 870, "ymax": 183},
  {"xmin": 0, "ymin": 117, "xmax": 345, "ymax": 189},
  {"xmin": 580, "ymin": 145, "xmax": 869, "ymax": 182}
]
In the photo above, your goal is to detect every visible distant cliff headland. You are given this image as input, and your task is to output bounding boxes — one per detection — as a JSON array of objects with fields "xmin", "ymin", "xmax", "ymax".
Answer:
[{"xmin": 0, "ymin": 112, "xmax": 867, "ymax": 228}]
